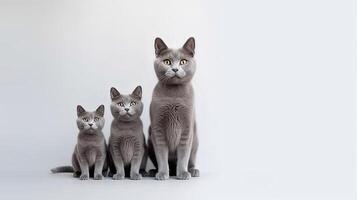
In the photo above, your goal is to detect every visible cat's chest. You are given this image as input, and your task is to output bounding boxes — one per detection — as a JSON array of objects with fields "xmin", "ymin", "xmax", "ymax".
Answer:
[
  {"xmin": 153, "ymin": 97, "xmax": 193, "ymax": 116},
  {"xmin": 110, "ymin": 121, "xmax": 142, "ymax": 138}
]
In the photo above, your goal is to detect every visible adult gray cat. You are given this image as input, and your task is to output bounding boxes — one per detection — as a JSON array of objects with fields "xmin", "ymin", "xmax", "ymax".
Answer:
[
  {"xmin": 147, "ymin": 37, "xmax": 199, "ymax": 180},
  {"xmin": 108, "ymin": 86, "xmax": 147, "ymax": 180},
  {"xmin": 51, "ymin": 105, "xmax": 108, "ymax": 180}
]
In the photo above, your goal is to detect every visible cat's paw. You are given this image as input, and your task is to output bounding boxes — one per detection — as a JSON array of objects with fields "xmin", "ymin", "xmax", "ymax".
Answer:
[
  {"xmin": 73, "ymin": 171, "xmax": 80, "ymax": 178},
  {"xmin": 155, "ymin": 172, "xmax": 169, "ymax": 180},
  {"xmin": 94, "ymin": 174, "xmax": 103, "ymax": 180},
  {"xmin": 79, "ymin": 174, "xmax": 89, "ymax": 180},
  {"xmin": 130, "ymin": 172, "xmax": 142, "ymax": 180},
  {"xmin": 113, "ymin": 173, "xmax": 125, "ymax": 180},
  {"xmin": 176, "ymin": 171, "xmax": 191, "ymax": 180},
  {"xmin": 189, "ymin": 168, "xmax": 200, "ymax": 177}
]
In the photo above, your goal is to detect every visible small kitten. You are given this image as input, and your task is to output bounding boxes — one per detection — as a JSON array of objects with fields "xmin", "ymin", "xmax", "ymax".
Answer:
[
  {"xmin": 108, "ymin": 86, "xmax": 147, "ymax": 180},
  {"xmin": 51, "ymin": 105, "xmax": 108, "ymax": 180},
  {"xmin": 148, "ymin": 37, "xmax": 199, "ymax": 180}
]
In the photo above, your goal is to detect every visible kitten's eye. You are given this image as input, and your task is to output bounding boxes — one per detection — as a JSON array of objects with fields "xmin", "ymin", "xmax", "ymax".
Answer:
[
  {"xmin": 179, "ymin": 59, "xmax": 187, "ymax": 65},
  {"xmin": 83, "ymin": 117, "xmax": 88, "ymax": 122},
  {"xmin": 94, "ymin": 117, "xmax": 99, "ymax": 122},
  {"xmin": 118, "ymin": 102, "xmax": 124, "ymax": 107},
  {"xmin": 163, "ymin": 59, "xmax": 171, "ymax": 65},
  {"xmin": 130, "ymin": 101, "xmax": 136, "ymax": 106}
]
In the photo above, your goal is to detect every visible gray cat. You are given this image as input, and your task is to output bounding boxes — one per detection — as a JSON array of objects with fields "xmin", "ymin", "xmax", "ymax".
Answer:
[
  {"xmin": 51, "ymin": 105, "xmax": 108, "ymax": 180},
  {"xmin": 108, "ymin": 86, "xmax": 147, "ymax": 180},
  {"xmin": 147, "ymin": 37, "xmax": 199, "ymax": 180}
]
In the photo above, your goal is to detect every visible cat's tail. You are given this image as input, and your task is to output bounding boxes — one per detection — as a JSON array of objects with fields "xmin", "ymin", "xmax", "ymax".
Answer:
[{"xmin": 50, "ymin": 166, "xmax": 74, "ymax": 173}]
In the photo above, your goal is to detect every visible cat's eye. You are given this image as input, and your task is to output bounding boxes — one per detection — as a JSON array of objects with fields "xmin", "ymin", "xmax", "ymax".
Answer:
[
  {"xmin": 179, "ymin": 59, "xmax": 187, "ymax": 65},
  {"xmin": 118, "ymin": 102, "xmax": 124, "ymax": 107},
  {"xmin": 94, "ymin": 117, "xmax": 99, "ymax": 122},
  {"xmin": 130, "ymin": 101, "xmax": 136, "ymax": 106},
  {"xmin": 82, "ymin": 117, "xmax": 89, "ymax": 122},
  {"xmin": 163, "ymin": 59, "xmax": 172, "ymax": 65}
]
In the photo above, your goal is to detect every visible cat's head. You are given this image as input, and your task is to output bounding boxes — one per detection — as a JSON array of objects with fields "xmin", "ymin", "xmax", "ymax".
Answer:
[
  {"xmin": 76, "ymin": 105, "xmax": 105, "ymax": 132},
  {"xmin": 154, "ymin": 37, "xmax": 196, "ymax": 85},
  {"xmin": 110, "ymin": 86, "xmax": 143, "ymax": 122}
]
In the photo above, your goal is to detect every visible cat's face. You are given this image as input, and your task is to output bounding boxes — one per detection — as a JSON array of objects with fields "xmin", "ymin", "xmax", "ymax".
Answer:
[
  {"xmin": 76, "ymin": 105, "xmax": 105, "ymax": 132},
  {"xmin": 110, "ymin": 86, "xmax": 143, "ymax": 122},
  {"xmin": 154, "ymin": 37, "xmax": 196, "ymax": 85}
]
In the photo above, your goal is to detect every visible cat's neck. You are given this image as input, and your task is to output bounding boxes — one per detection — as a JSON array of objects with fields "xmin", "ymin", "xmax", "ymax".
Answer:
[
  {"xmin": 114, "ymin": 117, "xmax": 141, "ymax": 124},
  {"xmin": 159, "ymin": 81, "xmax": 191, "ymax": 88}
]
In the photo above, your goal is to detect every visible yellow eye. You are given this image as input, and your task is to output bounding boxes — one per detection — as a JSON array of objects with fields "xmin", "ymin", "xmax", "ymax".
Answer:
[
  {"xmin": 180, "ymin": 59, "xmax": 187, "ymax": 65},
  {"xmin": 94, "ymin": 117, "xmax": 99, "ymax": 121},
  {"xmin": 83, "ymin": 117, "xmax": 88, "ymax": 122},
  {"xmin": 118, "ymin": 102, "xmax": 124, "ymax": 107},
  {"xmin": 163, "ymin": 59, "xmax": 171, "ymax": 65},
  {"xmin": 130, "ymin": 101, "xmax": 136, "ymax": 106}
]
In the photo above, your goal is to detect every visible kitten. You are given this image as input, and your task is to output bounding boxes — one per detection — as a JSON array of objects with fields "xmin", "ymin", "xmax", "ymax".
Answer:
[
  {"xmin": 148, "ymin": 37, "xmax": 200, "ymax": 180},
  {"xmin": 51, "ymin": 105, "xmax": 108, "ymax": 180},
  {"xmin": 108, "ymin": 86, "xmax": 147, "ymax": 180}
]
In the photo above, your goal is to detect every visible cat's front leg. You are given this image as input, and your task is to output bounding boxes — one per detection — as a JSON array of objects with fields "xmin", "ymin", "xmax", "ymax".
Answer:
[
  {"xmin": 110, "ymin": 144, "xmax": 125, "ymax": 180},
  {"xmin": 130, "ymin": 151, "xmax": 143, "ymax": 180},
  {"xmin": 153, "ymin": 141, "xmax": 169, "ymax": 180},
  {"xmin": 93, "ymin": 153, "xmax": 105, "ymax": 180},
  {"xmin": 176, "ymin": 128, "xmax": 193, "ymax": 180},
  {"xmin": 77, "ymin": 153, "xmax": 90, "ymax": 180}
]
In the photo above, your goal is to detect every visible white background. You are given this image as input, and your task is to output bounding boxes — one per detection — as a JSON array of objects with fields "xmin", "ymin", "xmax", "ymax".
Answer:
[{"xmin": 0, "ymin": 0, "xmax": 356, "ymax": 199}]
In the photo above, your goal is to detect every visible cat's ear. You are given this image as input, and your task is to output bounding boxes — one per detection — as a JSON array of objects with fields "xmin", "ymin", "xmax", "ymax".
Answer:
[
  {"xmin": 110, "ymin": 87, "xmax": 121, "ymax": 100},
  {"xmin": 77, "ymin": 105, "xmax": 86, "ymax": 117},
  {"xmin": 154, "ymin": 37, "xmax": 168, "ymax": 56},
  {"xmin": 131, "ymin": 86, "xmax": 142, "ymax": 100},
  {"xmin": 182, "ymin": 37, "xmax": 195, "ymax": 57},
  {"xmin": 96, "ymin": 105, "xmax": 105, "ymax": 117}
]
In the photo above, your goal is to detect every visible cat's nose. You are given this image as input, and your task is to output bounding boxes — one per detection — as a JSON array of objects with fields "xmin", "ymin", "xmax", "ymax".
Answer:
[
  {"xmin": 172, "ymin": 68, "xmax": 178, "ymax": 72},
  {"xmin": 125, "ymin": 108, "xmax": 129, "ymax": 112},
  {"xmin": 88, "ymin": 123, "xmax": 93, "ymax": 126}
]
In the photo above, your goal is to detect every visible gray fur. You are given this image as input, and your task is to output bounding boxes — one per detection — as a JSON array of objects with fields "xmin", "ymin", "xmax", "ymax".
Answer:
[
  {"xmin": 148, "ymin": 37, "xmax": 200, "ymax": 180},
  {"xmin": 108, "ymin": 86, "xmax": 148, "ymax": 180},
  {"xmin": 51, "ymin": 105, "xmax": 108, "ymax": 180}
]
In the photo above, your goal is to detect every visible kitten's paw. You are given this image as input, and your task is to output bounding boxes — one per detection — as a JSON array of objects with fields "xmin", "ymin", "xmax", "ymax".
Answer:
[
  {"xmin": 94, "ymin": 174, "xmax": 103, "ymax": 180},
  {"xmin": 79, "ymin": 174, "xmax": 89, "ymax": 180},
  {"xmin": 73, "ymin": 171, "xmax": 80, "ymax": 178},
  {"xmin": 113, "ymin": 173, "xmax": 125, "ymax": 180},
  {"xmin": 176, "ymin": 171, "xmax": 191, "ymax": 180},
  {"xmin": 189, "ymin": 168, "xmax": 200, "ymax": 177},
  {"xmin": 130, "ymin": 172, "xmax": 142, "ymax": 180},
  {"xmin": 155, "ymin": 172, "xmax": 169, "ymax": 180}
]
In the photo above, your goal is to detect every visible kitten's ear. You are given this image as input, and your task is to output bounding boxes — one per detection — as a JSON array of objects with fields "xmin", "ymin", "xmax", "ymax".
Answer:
[
  {"xmin": 154, "ymin": 37, "xmax": 168, "ymax": 56},
  {"xmin": 77, "ymin": 105, "xmax": 86, "ymax": 117},
  {"xmin": 182, "ymin": 37, "xmax": 195, "ymax": 57},
  {"xmin": 96, "ymin": 105, "xmax": 105, "ymax": 117},
  {"xmin": 131, "ymin": 86, "xmax": 142, "ymax": 100},
  {"xmin": 110, "ymin": 87, "xmax": 120, "ymax": 100}
]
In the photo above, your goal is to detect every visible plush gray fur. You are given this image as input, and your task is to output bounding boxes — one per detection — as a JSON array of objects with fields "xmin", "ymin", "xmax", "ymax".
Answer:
[
  {"xmin": 108, "ymin": 86, "xmax": 147, "ymax": 180},
  {"xmin": 148, "ymin": 37, "xmax": 199, "ymax": 180},
  {"xmin": 51, "ymin": 105, "xmax": 108, "ymax": 180}
]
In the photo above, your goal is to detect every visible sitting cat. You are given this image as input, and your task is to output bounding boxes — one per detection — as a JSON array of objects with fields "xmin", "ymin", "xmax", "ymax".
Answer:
[
  {"xmin": 148, "ymin": 37, "xmax": 200, "ymax": 180},
  {"xmin": 51, "ymin": 105, "xmax": 108, "ymax": 180},
  {"xmin": 108, "ymin": 86, "xmax": 147, "ymax": 180}
]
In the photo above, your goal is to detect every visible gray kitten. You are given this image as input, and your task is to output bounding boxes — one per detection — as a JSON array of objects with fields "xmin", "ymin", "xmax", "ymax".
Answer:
[
  {"xmin": 51, "ymin": 105, "xmax": 108, "ymax": 180},
  {"xmin": 108, "ymin": 86, "xmax": 147, "ymax": 180},
  {"xmin": 147, "ymin": 37, "xmax": 199, "ymax": 180}
]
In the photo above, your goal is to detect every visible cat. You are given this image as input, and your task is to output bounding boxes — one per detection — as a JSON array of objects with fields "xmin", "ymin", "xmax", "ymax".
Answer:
[
  {"xmin": 108, "ymin": 86, "xmax": 147, "ymax": 180},
  {"xmin": 147, "ymin": 37, "xmax": 199, "ymax": 180},
  {"xmin": 51, "ymin": 105, "xmax": 108, "ymax": 180}
]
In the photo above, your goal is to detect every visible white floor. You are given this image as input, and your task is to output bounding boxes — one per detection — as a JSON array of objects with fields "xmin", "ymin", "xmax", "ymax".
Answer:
[{"xmin": 1, "ymin": 171, "xmax": 356, "ymax": 200}]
